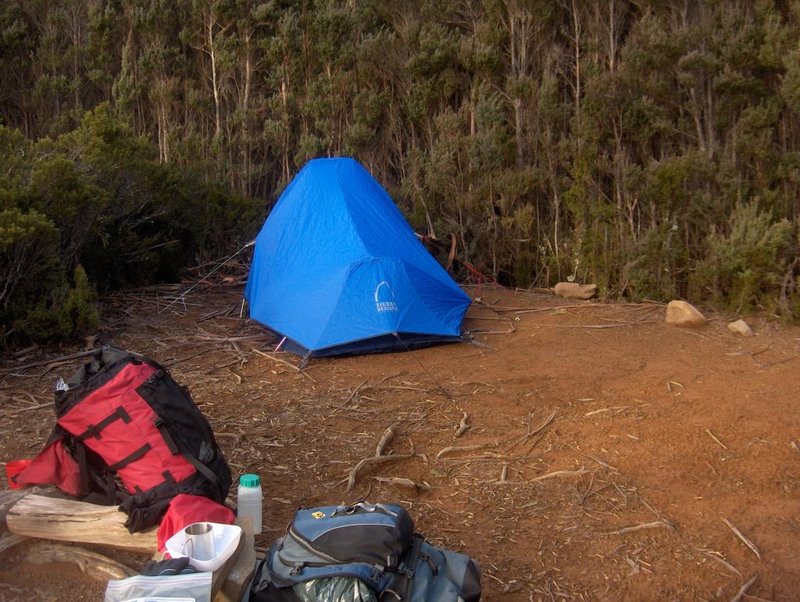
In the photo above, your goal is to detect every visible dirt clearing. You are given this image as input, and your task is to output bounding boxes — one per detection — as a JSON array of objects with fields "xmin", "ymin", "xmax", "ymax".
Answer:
[{"xmin": 1, "ymin": 282, "xmax": 799, "ymax": 601}]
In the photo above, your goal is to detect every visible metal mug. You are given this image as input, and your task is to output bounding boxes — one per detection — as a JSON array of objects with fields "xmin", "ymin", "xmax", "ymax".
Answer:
[{"xmin": 182, "ymin": 522, "xmax": 215, "ymax": 561}]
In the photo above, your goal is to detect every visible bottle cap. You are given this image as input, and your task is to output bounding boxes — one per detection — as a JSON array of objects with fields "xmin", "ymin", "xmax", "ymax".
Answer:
[{"xmin": 239, "ymin": 473, "xmax": 260, "ymax": 487}]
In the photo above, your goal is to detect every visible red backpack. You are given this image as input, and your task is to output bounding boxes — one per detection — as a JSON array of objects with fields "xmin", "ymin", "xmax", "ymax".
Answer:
[{"xmin": 14, "ymin": 346, "xmax": 232, "ymax": 532}]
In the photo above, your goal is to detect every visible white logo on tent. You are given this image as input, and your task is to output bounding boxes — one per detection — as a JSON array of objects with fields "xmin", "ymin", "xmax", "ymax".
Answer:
[{"xmin": 374, "ymin": 281, "xmax": 398, "ymax": 313}]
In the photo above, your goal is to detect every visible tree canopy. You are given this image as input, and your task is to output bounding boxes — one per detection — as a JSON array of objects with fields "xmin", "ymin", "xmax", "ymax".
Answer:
[{"xmin": 1, "ymin": 0, "xmax": 800, "ymax": 343}]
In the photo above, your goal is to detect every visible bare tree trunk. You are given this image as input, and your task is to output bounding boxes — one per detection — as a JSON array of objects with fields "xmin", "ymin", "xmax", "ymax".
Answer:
[
  {"xmin": 570, "ymin": 0, "xmax": 582, "ymax": 116},
  {"xmin": 206, "ymin": 16, "xmax": 222, "ymax": 140}
]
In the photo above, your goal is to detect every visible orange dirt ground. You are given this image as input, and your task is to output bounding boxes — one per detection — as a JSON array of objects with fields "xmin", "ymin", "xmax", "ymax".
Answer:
[{"xmin": 1, "ymin": 281, "xmax": 799, "ymax": 601}]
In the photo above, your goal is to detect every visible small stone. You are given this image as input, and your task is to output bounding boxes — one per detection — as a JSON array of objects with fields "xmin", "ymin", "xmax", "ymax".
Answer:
[
  {"xmin": 553, "ymin": 282, "xmax": 598, "ymax": 300},
  {"xmin": 665, "ymin": 300, "xmax": 707, "ymax": 327},
  {"xmin": 728, "ymin": 319, "xmax": 754, "ymax": 337}
]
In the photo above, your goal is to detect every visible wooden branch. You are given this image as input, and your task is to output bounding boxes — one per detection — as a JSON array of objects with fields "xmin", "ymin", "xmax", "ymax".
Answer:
[
  {"xmin": 605, "ymin": 520, "xmax": 674, "ymax": 535},
  {"xmin": 0, "ymin": 532, "xmax": 28, "ymax": 554},
  {"xmin": 1, "ymin": 487, "xmax": 61, "ymax": 527},
  {"xmin": 346, "ymin": 453, "xmax": 415, "ymax": 492},
  {"xmin": 706, "ymin": 429, "xmax": 728, "ymax": 450},
  {"xmin": 25, "ymin": 542, "xmax": 137, "ymax": 581},
  {"xmin": 506, "ymin": 410, "xmax": 557, "ymax": 450},
  {"xmin": 375, "ymin": 423, "xmax": 399, "ymax": 456},
  {"xmin": 721, "ymin": 517, "xmax": 761, "ymax": 560},
  {"xmin": 0, "ymin": 349, "xmax": 97, "ymax": 377},
  {"xmin": 698, "ymin": 548, "xmax": 741, "ymax": 577},
  {"xmin": 730, "ymin": 574, "xmax": 758, "ymax": 602},
  {"xmin": 7, "ymin": 494, "xmax": 156, "ymax": 552},
  {"xmin": 250, "ymin": 347, "xmax": 316, "ymax": 381},
  {"xmin": 530, "ymin": 469, "xmax": 589, "ymax": 482},
  {"xmin": 373, "ymin": 477, "xmax": 431, "ymax": 491},
  {"xmin": 435, "ymin": 444, "xmax": 486, "ymax": 459},
  {"xmin": 454, "ymin": 412, "xmax": 470, "ymax": 437},
  {"xmin": 340, "ymin": 379, "xmax": 368, "ymax": 406}
]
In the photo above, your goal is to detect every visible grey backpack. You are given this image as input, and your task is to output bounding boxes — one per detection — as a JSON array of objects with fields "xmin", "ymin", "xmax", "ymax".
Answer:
[{"xmin": 249, "ymin": 501, "xmax": 481, "ymax": 602}]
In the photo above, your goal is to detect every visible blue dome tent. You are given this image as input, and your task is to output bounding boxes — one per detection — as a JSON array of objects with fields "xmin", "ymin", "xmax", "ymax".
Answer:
[{"xmin": 244, "ymin": 158, "xmax": 471, "ymax": 360}]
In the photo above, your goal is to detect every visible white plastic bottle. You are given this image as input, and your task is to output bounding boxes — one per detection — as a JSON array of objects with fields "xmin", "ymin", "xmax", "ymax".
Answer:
[{"xmin": 237, "ymin": 473, "xmax": 263, "ymax": 534}]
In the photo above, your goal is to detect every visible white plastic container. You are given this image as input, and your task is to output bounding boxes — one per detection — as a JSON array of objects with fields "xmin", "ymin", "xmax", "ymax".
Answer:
[
  {"xmin": 164, "ymin": 522, "xmax": 243, "ymax": 572},
  {"xmin": 237, "ymin": 473, "xmax": 263, "ymax": 534}
]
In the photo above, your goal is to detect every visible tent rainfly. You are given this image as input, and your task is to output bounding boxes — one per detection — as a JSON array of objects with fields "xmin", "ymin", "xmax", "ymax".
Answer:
[{"xmin": 244, "ymin": 157, "xmax": 471, "ymax": 360}]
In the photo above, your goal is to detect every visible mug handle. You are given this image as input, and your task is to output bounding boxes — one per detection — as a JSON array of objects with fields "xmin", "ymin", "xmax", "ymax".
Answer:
[{"xmin": 181, "ymin": 536, "xmax": 195, "ymax": 558}]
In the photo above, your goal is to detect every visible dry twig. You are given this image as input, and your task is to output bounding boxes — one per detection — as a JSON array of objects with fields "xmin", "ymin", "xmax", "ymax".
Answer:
[
  {"xmin": 730, "ymin": 574, "xmax": 758, "ymax": 602},
  {"xmin": 346, "ymin": 422, "xmax": 416, "ymax": 492},
  {"xmin": 706, "ymin": 429, "xmax": 728, "ymax": 450},
  {"xmin": 721, "ymin": 517, "xmax": 761, "ymax": 560},
  {"xmin": 531, "ymin": 468, "xmax": 589, "ymax": 482},
  {"xmin": 435, "ymin": 444, "xmax": 486, "ymax": 459},
  {"xmin": 373, "ymin": 476, "xmax": 431, "ymax": 491},
  {"xmin": 605, "ymin": 520, "xmax": 674, "ymax": 535},
  {"xmin": 506, "ymin": 410, "xmax": 557, "ymax": 451},
  {"xmin": 250, "ymin": 347, "xmax": 316, "ymax": 382},
  {"xmin": 454, "ymin": 412, "xmax": 470, "ymax": 437}
]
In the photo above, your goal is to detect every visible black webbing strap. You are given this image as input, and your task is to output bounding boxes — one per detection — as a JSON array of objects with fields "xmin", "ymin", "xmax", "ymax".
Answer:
[
  {"xmin": 108, "ymin": 443, "xmax": 152, "ymax": 471},
  {"xmin": 182, "ymin": 448, "xmax": 222, "ymax": 489},
  {"xmin": 74, "ymin": 440, "xmax": 90, "ymax": 496},
  {"xmin": 382, "ymin": 535, "xmax": 424, "ymax": 601},
  {"xmin": 155, "ymin": 418, "xmax": 180, "ymax": 454},
  {"xmin": 77, "ymin": 406, "xmax": 132, "ymax": 441},
  {"xmin": 154, "ymin": 418, "xmax": 221, "ymax": 491}
]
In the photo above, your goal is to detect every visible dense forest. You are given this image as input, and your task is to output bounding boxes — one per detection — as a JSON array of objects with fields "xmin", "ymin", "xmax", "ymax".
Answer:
[{"xmin": 2, "ymin": 0, "xmax": 800, "ymax": 344}]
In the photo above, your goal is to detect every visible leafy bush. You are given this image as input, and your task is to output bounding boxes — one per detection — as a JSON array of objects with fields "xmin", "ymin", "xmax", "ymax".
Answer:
[
  {"xmin": 691, "ymin": 201, "xmax": 794, "ymax": 313},
  {"xmin": 19, "ymin": 265, "xmax": 99, "ymax": 342},
  {"xmin": 0, "ymin": 106, "xmax": 261, "ymax": 346}
]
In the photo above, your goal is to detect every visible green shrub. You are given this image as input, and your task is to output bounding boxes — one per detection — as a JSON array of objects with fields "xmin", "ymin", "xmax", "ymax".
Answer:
[
  {"xmin": 58, "ymin": 265, "xmax": 100, "ymax": 338},
  {"xmin": 18, "ymin": 265, "xmax": 99, "ymax": 342},
  {"xmin": 691, "ymin": 200, "xmax": 794, "ymax": 313},
  {"xmin": 0, "ymin": 208, "xmax": 62, "ymax": 341}
]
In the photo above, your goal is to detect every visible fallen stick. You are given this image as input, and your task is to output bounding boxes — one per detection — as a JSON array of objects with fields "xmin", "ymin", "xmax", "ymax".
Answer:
[
  {"xmin": 606, "ymin": 520, "xmax": 674, "ymax": 535},
  {"xmin": 706, "ymin": 429, "xmax": 728, "ymax": 450},
  {"xmin": 721, "ymin": 517, "xmax": 761, "ymax": 560},
  {"xmin": 512, "ymin": 410, "xmax": 557, "ymax": 447},
  {"xmin": 375, "ymin": 423, "xmax": 399, "ymax": 456},
  {"xmin": 533, "ymin": 320, "xmax": 657, "ymax": 329},
  {"xmin": 250, "ymin": 347, "xmax": 316, "ymax": 382},
  {"xmin": 346, "ymin": 453, "xmax": 415, "ymax": 492},
  {"xmin": 4, "ymin": 401, "xmax": 53, "ymax": 416},
  {"xmin": 698, "ymin": 548, "xmax": 741, "ymax": 577},
  {"xmin": 0, "ymin": 532, "xmax": 27, "ymax": 554},
  {"xmin": 489, "ymin": 468, "xmax": 590, "ymax": 486},
  {"xmin": 730, "ymin": 573, "xmax": 758, "ymax": 602},
  {"xmin": 340, "ymin": 379, "xmax": 368, "ymax": 406},
  {"xmin": 25, "ymin": 542, "xmax": 138, "ymax": 581},
  {"xmin": 0, "ymin": 349, "xmax": 96, "ymax": 377},
  {"xmin": 499, "ymin": 464, "xmax": 508, "ymax": 483},
  {"xmin": 531, "ymin": 468, "xmax": 589, "ymax": 482},
  {"xmin": 373, "ymin": 477, "xmax": 431, "ymax": 491},
  {"xmin": 7, "ymin": 494, "xmax": 156, "ymax": 552},
  {"xmin": 435, "ymin": 444, "xmax": 487, "ymax": 459},
  {"xmin": 454, "ymin": 412, "xmax": 470, "ymax": 438},
  {"xmin": 162, "ymin": 348, "xmax": 215, "ymax": 367},
  {"xmin": 345, "ymin": 422, "xmax": 414, "ymax": 492}
]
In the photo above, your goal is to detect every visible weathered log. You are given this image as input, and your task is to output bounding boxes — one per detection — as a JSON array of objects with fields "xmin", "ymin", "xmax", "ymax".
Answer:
[
  {"xmin": 7, "ymin": 494, "xmax": 156, "ymax": 552},
  {"xmin": 0, "ymin": 532, "xmax": 28, "ymax": 554},
  {"xmin": 25, "ymin": 542, "xmax": 138, "ymax": 581}
]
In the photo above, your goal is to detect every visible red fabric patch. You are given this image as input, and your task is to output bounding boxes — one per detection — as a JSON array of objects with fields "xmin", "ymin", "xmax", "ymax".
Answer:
[
  {"xmin": 157, "ymin": 493, "xmax": 235, "ymax": 552},
  {"xmin": 5, "ymin": 459, "xmax": 32, "ymax": 489},
  {"xmin": 12, "ymin": 441, "xmax": 81, "ymax": 496},
  {"xmin": 58, "ymin": 362, "xmax": 195, "ymax": 492}
]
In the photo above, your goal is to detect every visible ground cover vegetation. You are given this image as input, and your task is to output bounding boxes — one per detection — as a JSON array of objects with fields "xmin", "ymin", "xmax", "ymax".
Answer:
[{"xmin": 1, "ymin": 0, "xmax": 800, "ymax": 345}]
